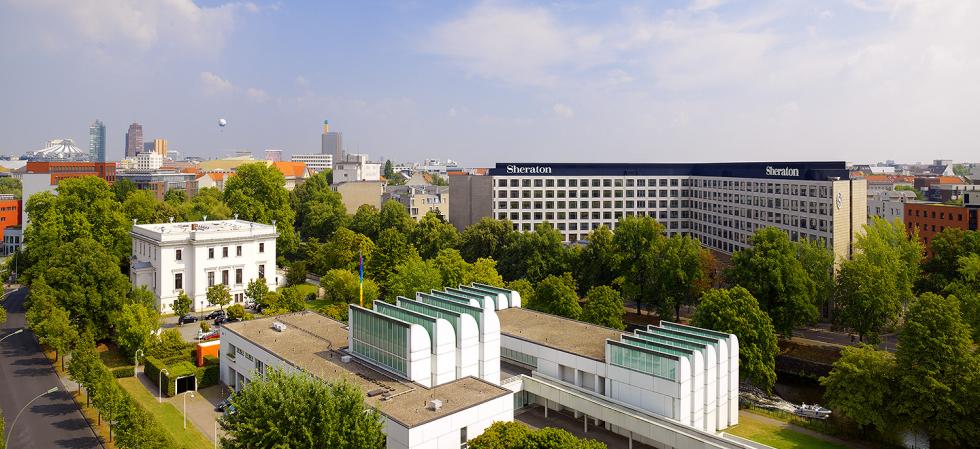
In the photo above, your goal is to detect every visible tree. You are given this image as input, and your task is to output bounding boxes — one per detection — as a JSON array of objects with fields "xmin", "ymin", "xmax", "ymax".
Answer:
[
  {"xmin": 189, "ymin": 187, "xmax": 232, "ymax": 220},
  {"xmin": 612, "ymin": 216, "xmax": 665, "ymax": 314},
  {"xmin": 111, "ymin": 178, "xmax": 137, "ymax": 203},
  {"xmin": 320, "ymin": 269, "xmax": 380, "ymax": 306},
  {"xmin": 35, "ymin": 306, "xmax": 77, "ymax": 369},
  {"xmin": 529, "ymin": 273, "xmax": 581, "ymax": 319},
  {"xmin": 92, "ymin": 369, "xmax": 129, "ymax": 442},
  {"xmin": 163, "ymin": 188, "xmax": 187, "ymax": 204},
  {"xmin": 433, "ymin": 248, "xmax": 468, "ymax": 287},
  {"xmin": 207, "ymin": 284, "xmax": 232, "ymax": 311},
  {"xmin": 581, "ymin": 286, "xmax": 625, "ymax": 330},
  {"xmin": 115, "ymin": 404, "xmax": 175, "ymax": 449},
  {"xmin": 318, "ymin": 228, "xmax": 375, "ymax": 273},
  {"xmin": 499, "ymin": 224, "xmax": 570, "ymax": 283},
  {"xmin": 227, "ymin": 304, "xmax": 246, "ymax": 320},
  {"xmin": 572, "ymin": 226, "xmax": 619, "ymax": 295},
  {"xmin": 113, "ymin": 301, "xmax": 160, "ymax": 358},
  {"xmin": 367, "ymin": 228, "xmax": 418, "ymax": 291},
  {"xmin": 0, "ymin": 305, "xmax": 5, "ymax": 325},
  {"xmin": 223, "ymin": 162, "xmax": 298, "ymax": 256},
  {"xmin": 245, "ymin": 278, "xmax": 271, "ymax": 309},
  {"xmin": 692, "ymin": 287, "xmax": 778, "ymax": 392},
  {"xmin": 286, "ymin": 260, "xmax": 308, "ymax": 286},
  {"xmin": 895, "ymin": 184, "xmax": 924, "ymax": 200},
  {"xmin": 464, "ymin": 258, "xmax": 505, "ymax": 287},
  {"xmin": 294, "ymin": 172, "xmax": 348, "ymax": 240},
  {"xmin": 429, "ymin": 173, "xmax": 449, "ymax": 186},
  {"xmin": 820, "ymin": 345, "xmax": 896, "ymax": 432},
  {"xmin": 348, "ymin": 205, "xmax": 380, "ymax": 240},
  {"xmin": 724, "ymin": 227, "xmax": 817, "ymax": 337},
  {"xmin": 387, "ymin": 256, "xmax": 443, "ymax": 301},
  {"xmin": 797, "ymin": 238, "xmax": 834, "ymax": 312},
  {"xmin": 383, "ymin": 160, "xmax": 397, "ymax": 181},
  {"xmin": 921, "ymin": 228, "xmax": 980, "ymax": 292},
  {"xmin": 946, "ymin": 253, "xmax": 980, "ymax": 341},
  {"xmin": 458, "ymin": 218, "xmax": 516, "ymax": 263},
  {"xmin": 892, "ymin": 293, "xmax": 980, "ymax": 445},
  {"xmin": 854, "ymin": 217, "xmax": 921, "ymax": 307},
  {"xmin": 468, "ymin": 421, "xmax": 606, "ymax": 449},
  {"xmin": 410, "ymin": 211, "xmax": 459, "ymax": 259},
  {"xmin": 67, "ymin": 330, "xmax": 100, "ymax": 395},
  {"xmin": 172, "ymin": 291, "xmax": 192, "ymax": 319},
  {"xmin": 506, "ymin": 279, "xmax": 535, "ymax": 307},
  {"xmin": 25, "ymin": 239, "xmax": 129, "ymax": 340},
  {"xmin": 835, "ymin": 254, "xmax": 904, "ymax": 344},
  {"xmin": 0, "ymin": 176, "xmax": 22, "ymax": 199},
  {"xmin": 378, "ymin": 200, "xmax": 415, "ymax": 235},
  {"xmin": 220, "ymin": 369, "xmax": 385, "ymax": 449},
  {"xmin": 650, "ymin": 234, "xmax": 709, "ymax": 321},
  {"xmin": 276, "ymin": 286, "xmax": 307, "ymax": 312}
]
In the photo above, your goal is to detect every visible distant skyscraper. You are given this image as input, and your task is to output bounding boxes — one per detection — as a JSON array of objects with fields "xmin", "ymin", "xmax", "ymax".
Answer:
[
  {"xmin": 320, "ymin": 119, "xmax": 343, "ymax": 160},
  {"xmin": 88, "ymin": 120, "xmax": 106, "ymax": 162},
  {"xmin": 153, "ymin": 138, "xmax": 168, "ymax": 157},
  {"xmin": 143, "ymin": 142, "xmax": 155, "ymax": 153},
  {"xmin": 125, "ymin": 122, "xmax": 143, "ymax": 158}
]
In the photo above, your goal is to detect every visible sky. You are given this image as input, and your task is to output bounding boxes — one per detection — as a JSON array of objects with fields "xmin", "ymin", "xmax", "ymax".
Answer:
[{"xmin": 1, "ymin": 0, "xmax": 978, "ymax": 166}]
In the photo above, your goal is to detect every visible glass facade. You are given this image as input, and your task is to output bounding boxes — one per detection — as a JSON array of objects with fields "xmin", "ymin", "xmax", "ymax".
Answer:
[
  {"xmin": 501, "ymin": 347, "xmax": 537, "ymax": 368},
  {"xmin": 417, "ymin": 294, "xmax": 484, "ymax": 333},
  {"xmin": 660, "ymin": 322, "xmax": 730, "ymax": 340},
  {"xmin": 375, "ymin": 302, "xmax": 439, "ymax": 349},
  {"xmin": 350, "ymin": 307, "xmax": 410, "ymax": 376},
  {"xmin": 397, "ymin": 299, "xmax": 464, "ymax": 347},
  {"xmin": 645, "ymin": 327, "xmax": 721, "ymax": 355},
  {"xmin": 429, "ymin": 290, "xmax": 472, "ymax": 306},
  {"xmin": 632, "ymin": 331, "xmax": 709, "ymax": 358},
  {"xmin": 608, "ymin": 341, "xmax": 678, "ymax": 381}
]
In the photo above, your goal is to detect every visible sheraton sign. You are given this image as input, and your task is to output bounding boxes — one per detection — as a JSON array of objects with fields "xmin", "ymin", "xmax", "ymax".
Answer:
[
  {"xmin": 506, "ymin": 165, "xmax": 553, "ymax": 174},
  {"xmin": 766, "ymin": 166, "xmax": 800, "ymax": 177}
]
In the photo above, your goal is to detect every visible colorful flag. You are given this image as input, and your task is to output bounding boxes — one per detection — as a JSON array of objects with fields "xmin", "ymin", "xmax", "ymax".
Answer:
[{"xmin": 359, "ymin": 250, "xmax": 364, "ymax": 307}]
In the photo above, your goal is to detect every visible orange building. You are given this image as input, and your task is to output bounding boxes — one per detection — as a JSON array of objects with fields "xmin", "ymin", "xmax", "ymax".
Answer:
[
  {"xmin": 24, "ymin": 161, "xmax": 117, "ymax": 184},
  {"xmin": 0, "ymin": 196, "xmax": 21, "ymax": 242},
  {"xmin": 904, "ymin": 201, "xmax": 976, "ymax": 255}
]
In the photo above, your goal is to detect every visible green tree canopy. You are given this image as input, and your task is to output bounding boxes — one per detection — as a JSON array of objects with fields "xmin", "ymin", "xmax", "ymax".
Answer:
[
  {"xmin": 581, "ymin": 286, "xmax": 625, "ymax": 330},
  {"xmin": 189, "ymin": 187, "xmax": 232, "ymax": 220},
  {"xmin": 320, "ymin": 269, "xmax": 380, "ymax": 307},
  {"xmin": 797, "ymin": 238, "xmax": 835, "ymax": 312},
  {"xmin": 220, "ymin": 369, "xmax": 385, "ymax": 449},
  {"xmin": 835, "ymin": 252, "xmax": 904, "ymax": 344},
  {"xmin": 458, "ymin": 218, "xmax": 516, "ymax": 263},
  {"xmin": 121, "ymin": 189, "xmax": 158, "ymax": 224},
  {"xmin": 651, "ymin": 234, "xmax": 710, "ymax": 321},
  {"xmin": 111, "ymin": 178, "xmax": 137, "ymax": 203},
  {"xmin": 572, "ymin": 226, "xmax": 619, "ymax": 295},
  {"xmin": 820, "ymin": 345, "xmax": 896, "ymax": 432},
  {"xmin": 468, "ymin": 421, "xmax": 606, "ymax": 449},
  {"xmin": 367, "ymin": 228, "xmax": 418, "ymax": 291},
  {"xmin": 315, "ymin": 228, "xmax": 375, "ymax": 274},
  {"xmin": 387, "ymin": 256, "xmax": 443, "ymax": 301},
  {"xmin": 206, "ymin": 284, "xmax": 232, "ymax": 311},
  {"xmin": 410, "ymin": 211, "xmax": 459, "ymax": 259},
  {"xmin": 0, "ymin": 177, "xmax": 22, "ymax": 199},
  {"xmin": 113, "ymin": 301, "xmax": 160, "ymax": 358},
  {"xmin": 223, "ymin": 162, "xmax": 298, "ymax": 255},
  {"xmin": 612, "ymin": 216, "xmax": 665, "ymax": 313},
  {"xmin": 378, "ymin": 200, "xmax": 415, "ymax": 235},
  {"xmin": 529, "ymin": 273, "xmax": 582, "ymax": 320},
  {"xmin": 348, "ymin": 204, "xmax": 381, "ymax": 240},
  {"xmin": 464, "ymin": 258, "xmax": 505, "ymax": 287},
  {"xmin": 506, "ymin": 279, "xmax": 535, "ymax": 307},
  {"xmin": 922, "ymin": 228, "xmax": 980, "ymax": 292},
  {"xmin": 433, "ymin": 248, "xmax": 468, "ymax": 287},
  {"xmin": 724, "ymin": 227, "xmax": 817, "ymax": 337},
  {"xmin": 500, "ymin": 224, "xmax": 570, "ymax": 283},
  {"xmin": 692, "ymin": 287, "xmax": 779, "ymax": 392},
  {"xmin": 172, "ymin": 291, "xmax": 192, "ymax": 319},
  {"xmin": 294, "ymin": 171, "xmax": 348, "ymax": 240}
]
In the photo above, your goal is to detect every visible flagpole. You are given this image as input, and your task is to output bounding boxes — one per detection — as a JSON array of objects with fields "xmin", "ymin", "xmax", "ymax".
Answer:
[{"xmin": 359, "ymin": 250, "xmax": 364, "ymax": 307}]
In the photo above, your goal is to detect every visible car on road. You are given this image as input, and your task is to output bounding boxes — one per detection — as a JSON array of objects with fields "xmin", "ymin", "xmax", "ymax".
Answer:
[
  {"xmin": 197, "ymin": 329, "xmax": 219, "ymax": 340},
  {"xmin": 177, "ymin": 314, "xmax": 198, "ymax": 325},
  {"xmin": 205, "ymin": 310, "xmax": 226, "ymax": 320}
]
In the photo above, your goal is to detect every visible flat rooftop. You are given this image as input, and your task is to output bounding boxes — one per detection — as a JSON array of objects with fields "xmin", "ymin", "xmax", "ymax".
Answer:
[
  {"xmin": 221, "ymin": 311, "xmax": 511, "ymax": 428},
  {"xmin": 497, "ymin": 308, "xmax": 623, "ymax": 362},
  {"xmin": 132, "ymin": 219, "xmax": 276, "ymax": 235}
]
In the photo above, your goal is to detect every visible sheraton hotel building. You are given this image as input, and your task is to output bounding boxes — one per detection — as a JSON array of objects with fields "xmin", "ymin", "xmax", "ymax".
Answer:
[{"xmin": 450, "ymin": 161, "xmax": 867, "ymax": 262}]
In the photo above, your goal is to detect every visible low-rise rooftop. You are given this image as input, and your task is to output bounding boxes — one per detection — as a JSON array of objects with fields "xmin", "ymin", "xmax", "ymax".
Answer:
[
  {"xmin": 496, "ymin": 307, "xmax": 623, "ymax": 361},
  {"xmin": 221, "ymin": 311, "xmax": 511, "ymax": 428},
  {"xmin": 132, "ymin": 219, "xmax": 276, "ymax": 235}
]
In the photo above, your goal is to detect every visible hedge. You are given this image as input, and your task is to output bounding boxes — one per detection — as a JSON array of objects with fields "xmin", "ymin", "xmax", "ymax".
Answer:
[
  {"xmin": 145, "ymin": 357, "xmax": 198, "ymax": 397},
  {"xmin": 111, "ymin": 366, "xmax": 136, "ymax": 378},
  {"xmin": 197, "ymin": 364, "xmax": 220, "ymax": 389}
]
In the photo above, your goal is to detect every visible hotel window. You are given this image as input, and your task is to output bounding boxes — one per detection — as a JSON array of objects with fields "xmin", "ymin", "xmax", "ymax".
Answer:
[
  {"xmin": 236, "ymin": 268, "xmax": 243, "ymax": 284},
  {"xmin": 208, "ymin": 248, "xmax": 215, "ymax": 259},
  {"xmin": 207, "ymin": 271, "xmax": 215, "ymax": 287},
  {"xmin": 175, "ymin": 249, "xmax": 182, "ymax": 261},
  {"xmin": 522, "ymin": 180, "xmax": 531, "ymax": 187},
  {"xmin": 174, "ymin": 273, "xmax": 183, "ymax": 290},
  {"xmin": 258, "ymin": 264, "xmax": 266, "ymax": 279},
  {"xmin": 259, "ymin": 242, "xmax": 265, "ymax": 253},
  {"xmin": 222, "ymin": 247, "xmax": 228, "ymax": 257},
  {"xmin": 569, "ymin": 179, "xmax": 578, "ymax": 187},
  {"xmin": 545, "ymin": 179, "xmax": 554, "ymax": 187},
  {"xmin": 236, "ymin": 246, "xmax": 242, "ymax": 256},
  {"xmin": 557, "ymin": 179, "xmax": 566, "ymax": 187}
]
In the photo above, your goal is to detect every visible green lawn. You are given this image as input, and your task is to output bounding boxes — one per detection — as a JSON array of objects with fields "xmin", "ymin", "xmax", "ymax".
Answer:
[
  {"xmin": 726, "ymin": 413, "xmax": 853, "ymax": 449},
  {"xmin": 118, "ymin": 377, "xmax": 213, "ymax": 449},
  {"xmin": 293, "ymin": 283, "xmax": 318, "ymax": 297},
  {"xmin": 99, "ymin": 345, "xmax": 131, "ymax": 368}
]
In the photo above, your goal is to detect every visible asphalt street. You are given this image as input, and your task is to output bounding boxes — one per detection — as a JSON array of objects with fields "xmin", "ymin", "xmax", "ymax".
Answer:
[{"xmin": 0, "ymin": 287, "xmax": 102, "ymax": 449}]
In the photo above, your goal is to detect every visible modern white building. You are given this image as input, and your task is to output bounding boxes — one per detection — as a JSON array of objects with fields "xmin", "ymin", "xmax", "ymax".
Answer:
[
  {"xmin": 334, "ymin": 153, "xmax": 381, "ymax": 183},
  {"xmin": 290, "ymin": 153, "xmax": 333, "ymax": 173},
  {"xmin": 219, "ymin": 283, "xmax": 752, "ymax": 449},
  {"xmin": 129, "ymin": 219, "xmax": 278, "ymax": 313},
  {"xmin": 867, "ymin": 190, "xmax": 916, "ymax": 224},
  {"xmin": 135, "ymin": 151, "xmax": 164, "ymax": 171}
]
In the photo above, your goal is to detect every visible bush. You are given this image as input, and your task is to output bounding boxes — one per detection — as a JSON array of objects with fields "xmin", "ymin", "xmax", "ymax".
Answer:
[
  {"xmin": 319, "ymin": 303, "xmax": 349, "ymax": 322},
  {"xmin": 203, "ymin": 355, "xmax": 219, "ymax": 366},
  {"xmin": 112, "ymin": 366, "xmax": 136, "ymax": 378},
  {"xmin": 197, "ymin": 364, "xmax": 220, "ymax": 388},
  {"xmin": 200, "ymin": 321, "xmax": 211, "ymax": 332},
  {"xmin": 148, "ymin": 328, "xmax": 187, "ymax": 359},
  {"xmin": 227, "ymin": 304, "xmax": 246, "ymax": 320},
  {"xmin": 144, "ymin": 356, "xmax": 165, "ymax": 388},
  {"xmin": 145, "ymin": 356, "xmax": 198, "ymax": 397}
]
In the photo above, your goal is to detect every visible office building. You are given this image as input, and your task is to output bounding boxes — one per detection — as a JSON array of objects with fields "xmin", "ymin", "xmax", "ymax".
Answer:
[
  {"xmin": 452, "ymin": 162, "xmax": 867, "ymax": 262},
  {"xmin": 135, "ymin": 151, "xmax": 164, "ymax": 171},
  {"xmin": 89, "ymin": 120, "xmax": 106, "ymax": 162},
  {"xmin": 867, "ymin": 190, "xmax": 916, "ymax": 224},
  {"xmin": 904, "ymin": 193, "xmax": 980, "ymax": 255},
  {"xmin": 265, "ymin": 149, "xmax": 282, "ymax": 162},
  {"xmin": 16, "ymin": 161, "xmax": 117, "ymax": 226},
  {"xmin": 448, "ymin": 170, "xmax": 492, "ymax": 231},
  {"xmin": 125, "ymin": 122, "xmax": 143, "ymax": 158},
  {"xmin": 219, "ymin": 283, "xmax": 744, "ymax": 449},
  {"xmin": 153, "ymin": 138, "xmax": 168, "ymax": 157},
  {"xmin": 333, "ymin": 154, "xmax": 381, "ymax": 183},
  {"xmin": 116, "ymin": 170, "xmax": 196, "ymax": 201},
  {"xmin": 321, "ymin": 119, "xmax": 343, "ymax": 160},
  {"xmin": 0, "ymin": 195, "xmax": 21, "ymax": 256},
  {"xmin": 290, "ymin": 153, "xmax": 333, "ymax": 173},
  {"xmin": 129, "ymin": 219, "xmax": 278, "ymax": 313}
]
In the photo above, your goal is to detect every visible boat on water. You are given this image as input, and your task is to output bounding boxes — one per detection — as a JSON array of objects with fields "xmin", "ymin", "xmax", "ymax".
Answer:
[{"xmin": 794, "ymin": 403, "xmax": 832, "ymax": 419}]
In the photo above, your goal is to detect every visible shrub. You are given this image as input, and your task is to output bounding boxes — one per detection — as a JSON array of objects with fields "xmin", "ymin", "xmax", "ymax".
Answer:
[
  {"xmin": 227, "ymin": 304, "xmax": 246, "ymax": 320},
  {"xmin": 319, "ymin": 303, "xmax": 349, "ymax": 322},
  {"xmin": 203, "ymin": 355, "xmax": 219, "ymax": 366},
  {"xmin": 200, "ymin": 321, "xmax": 211, "ymax": 332},
  {"xmin": 148, "ymin": 328, "xmax": 187, "ymax": 359},
  {"xmin": 112, "ymin": 366, "xmax": 136, "ymax": 378},
  {"xmin": 197, "ymin": 364, "xmax": 220, "ymax": 388}
]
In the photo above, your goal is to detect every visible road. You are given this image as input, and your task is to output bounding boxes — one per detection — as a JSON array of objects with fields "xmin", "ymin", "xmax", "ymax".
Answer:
[{"xmin": 0, "ymin": 287, "xmax": 102, "ymax": 449}]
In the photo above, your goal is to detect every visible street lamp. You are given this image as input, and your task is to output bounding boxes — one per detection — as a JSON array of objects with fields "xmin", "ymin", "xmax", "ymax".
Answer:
[
  {"xmin": 159, "ymin": 369, "xmax": 169, "ymax": 403},
  {"xmin": 0, "ymin": 328, "xmax": 23, "ymax": 343},
  {"xmin": 5, "ymin": 387, "xmax": 58, "ymax": 448},
  {"xmin": 183, "ymin": 390, "xmax": 195, "ymax": 429},
  {"xmin": 134, "ymin": 348, "xmax": 144, "ymax": 372}
]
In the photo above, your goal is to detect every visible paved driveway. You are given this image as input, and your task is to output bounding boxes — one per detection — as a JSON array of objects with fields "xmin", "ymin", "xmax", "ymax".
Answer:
[{"xmin": 0, "ymin": 287, "xmax": 102, "ymax": 449}]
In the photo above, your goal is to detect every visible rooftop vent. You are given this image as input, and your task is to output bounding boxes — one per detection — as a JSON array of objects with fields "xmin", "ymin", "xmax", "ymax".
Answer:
[
  {"xmin": 272, "ymin": 322, "xmax": 287, "ymax": 332},
  {"xmin": 366, "ymin": 388, "xmax": 386, "ymax": 397},
  {"xmin": 427, "ymin": 399, "xmax": 443, "ymax": 411}
]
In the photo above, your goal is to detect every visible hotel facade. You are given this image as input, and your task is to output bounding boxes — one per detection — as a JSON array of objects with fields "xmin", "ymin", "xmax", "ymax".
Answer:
[{"xmin": 452, "ymin": 162, "xmax": 867, "ymax": 262}]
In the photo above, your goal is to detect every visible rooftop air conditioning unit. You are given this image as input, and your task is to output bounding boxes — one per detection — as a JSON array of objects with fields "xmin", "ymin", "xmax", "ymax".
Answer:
[
  {"xmin": 427, "ymin": 399, "xmax": 443, "ymax": 411},
  {"xmin": 272, "ymin": 322, "xmax": 287, "ymax": 332},
  {"xmin": 340, "ymin": 355, "xmax": 352, "ymax": 363}
]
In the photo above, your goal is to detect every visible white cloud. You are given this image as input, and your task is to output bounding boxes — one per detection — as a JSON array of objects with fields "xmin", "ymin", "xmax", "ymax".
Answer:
[
  {"xmin": 199, "ymin": 71, "xmax": 233, "ymax": 95},
  {"xmin": 552, "ymin": 103, "xmax": 574, "ymax": 119},
  {"xmin": 688, "ymin": 0, "xmax": 727, "ymax": 12},
  {"xmin": 295, "ymin": 75, "xmax": 310, "ymax": 89},
  {"xmin": 246, "ymin": 87, "xmax": 270, "ymax": 103}
]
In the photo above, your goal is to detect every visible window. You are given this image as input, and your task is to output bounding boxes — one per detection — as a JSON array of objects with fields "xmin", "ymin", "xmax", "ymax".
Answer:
[
  {"xmin": 259, "ymin": 242, "xmax": 265, "ymax": 253},
  {"xmin": 460, "ymin": 427, "xmax": 468, "ymax": 449},
  {"xmin": 175, "ymin": 249, "xmax": 182, "ymax": 261},
  {"xmin": 236, "ymin": 268, "xmax": 243, "ymax": 284},
  {"xmin": 174, "ymin": 273, "xmax": 183, "ymax": 290},
  {"xmin": 222, "ymin": 247, "xmax": 228, "ymax": 258},
  {"xmin": 208, "ymin": 248, "xmax": 214, "ymax": 259},
  {"xmin": 258, "ymin": 264, "xmax": 265, "ymax": 279},
  {"xmin": 236, "ymin": 246, "xmax": 242, "ymax": 256},
  {"xmin": 207, "ymin": 271, "xmax": 215, "ymax": 287},
  {"xmin": 222, "ymin": 270, "xmax": 229, "ymax": 285}
]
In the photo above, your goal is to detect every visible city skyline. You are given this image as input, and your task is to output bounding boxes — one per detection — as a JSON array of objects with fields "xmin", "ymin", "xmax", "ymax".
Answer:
[{"xmin": 1, "ymin": 1, "xmax": 979, "ymax": 166}]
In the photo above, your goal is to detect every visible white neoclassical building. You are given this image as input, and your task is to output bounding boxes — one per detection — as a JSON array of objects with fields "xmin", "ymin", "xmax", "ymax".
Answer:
[{"xmin": 130, "ymin": 219, "xmax": 278, "ymax": 313}]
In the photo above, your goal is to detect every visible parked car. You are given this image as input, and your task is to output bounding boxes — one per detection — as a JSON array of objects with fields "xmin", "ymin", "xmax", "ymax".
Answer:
[
  {"xmin": 213, "ymin": 316, "xmax": 227, "ymax": 326},
  {"xmin": 225, "ymin": 317, "xmax": 241, "ymax": 323},
  {"xmin": 197, "ymin": 329, "xmax": 219, "ymax": 340},
  {"xmin": 177, "ymin": 315, "xmax": 198, "ymax": 325},
  {"xmin": 205, "ymin": 310, "xmax": 226, "ymax": 320},
  {"xmin": 215, "ymin": 396, "xmax": 233, "ymax": 412}
]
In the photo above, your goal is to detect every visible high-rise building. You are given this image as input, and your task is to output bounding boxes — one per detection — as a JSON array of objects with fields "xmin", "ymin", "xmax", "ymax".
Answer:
[
  {"xmin": 320, "ymin": 119, "xmax": 343, "ymax": 160},
  {"xmin": 125, "ymin": 123, "xmax": 143, "ymax": 158},
  {"xmin": 88, "ymin": 120, "xmax": 106, "ymax": 162},
  {"xmin": 290, "ymin": 153, "xmax": 332, "ymax": 173},
  {"xmin": 153, "ymin": 138, "xmax": 168, "ymax": 157}
]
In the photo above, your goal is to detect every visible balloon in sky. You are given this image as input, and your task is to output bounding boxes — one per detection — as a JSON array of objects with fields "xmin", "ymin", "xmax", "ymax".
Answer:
[{"xmin": 218, "ymin": 118, "xmax": 227, "ymax": 127}]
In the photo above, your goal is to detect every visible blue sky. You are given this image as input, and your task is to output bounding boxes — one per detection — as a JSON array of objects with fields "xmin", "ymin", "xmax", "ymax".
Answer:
[{"xmin": 1, "ymin": 0, "xmax": 978, "ymax": 166}]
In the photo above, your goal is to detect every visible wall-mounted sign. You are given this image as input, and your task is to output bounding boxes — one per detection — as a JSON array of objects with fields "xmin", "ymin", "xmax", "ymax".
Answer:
[
  {"xmin": 766, "ymin": 166, "xmax": 800, "ymax": 177},
  {"xmin": 506, "ymin": 165, "xmax": 553, "ymax": 174}
]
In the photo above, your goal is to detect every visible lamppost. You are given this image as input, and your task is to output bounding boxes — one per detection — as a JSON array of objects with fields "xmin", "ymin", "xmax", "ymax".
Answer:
[
  {"xmin": 134, "ymin": 348, "xmax": 144, "ymax": 372},
  {"xmin": 0, "ymin": 328, "xmax": 23, "ymax": 343},
  {"xmin": 183, "ymin": 390, "xmax": 195, "ymax": 429},
  {"xmin": 158, "ymin": 369, "xmax": 169, "ymax": 403},
  {"xmin": 5, "ymin": 387, "xmax": 58, "ymax": 448}
]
